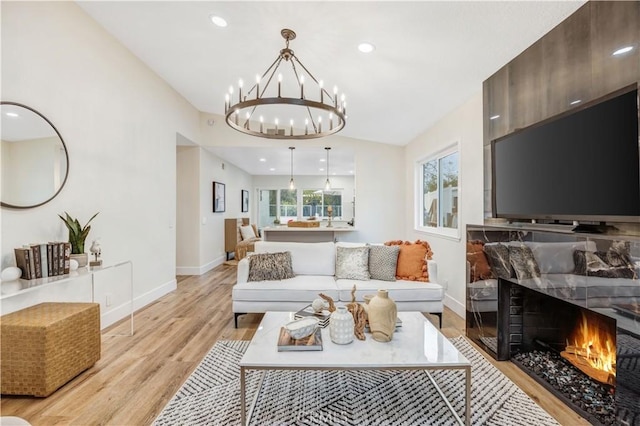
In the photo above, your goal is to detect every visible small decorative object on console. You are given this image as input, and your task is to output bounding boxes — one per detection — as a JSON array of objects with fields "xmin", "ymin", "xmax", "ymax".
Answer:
[
  {"xmin": 1, "ymin": 267, "xmax": 22, "ymax": 282},
  {"xmin": 89, "ymin": 239, "xmax": 102, "ymax": 268},
  {"xmin": 277, "ymin": 327, "xmax": 323, "ymax": 352},
  {"xmin": 284, "ymin": 317, "xmax": 319, "ymax": 339},
  {"xmin": 329, "ymin": 306, "xmax": 354, "ymax": 345}
]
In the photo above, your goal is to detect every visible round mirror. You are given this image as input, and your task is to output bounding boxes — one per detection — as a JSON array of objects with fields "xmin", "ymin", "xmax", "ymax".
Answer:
[{"xmin": 1, "ymin": 102, "xmax": 69, "ymax": 209}]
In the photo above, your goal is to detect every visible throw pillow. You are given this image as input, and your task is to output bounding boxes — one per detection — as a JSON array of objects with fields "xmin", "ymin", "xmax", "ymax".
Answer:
[
  {"xmin": 483, "ymin": 243, "xmax": 512, "ymax": 280},
  {"xmin": 248, "ymin": 252, "xmax": 295, "ymax": 282},
  {"xmin": 384, "ymin": 240, "xmax": 433, "ymax": 282},
  {"xmin": 240, "ymin": 225, "xmax": 256, "ymax": 240},
  {"xmin": 573, "ymin": 248, "xmax": 636, "ymax": 279},
  {"xmin": 368, "ymin": 245, "xmax": 400, "ymax": 281},
  {"xmin": 466, "ymin": 240, "xmax": 494, "ymax": 282},
  {"xmin": 335, "ymin": 246, "xmax": 370, "ymax": 280},
  {"xmin": 508, "ymin": 245, "xmax": 541, "ymax": 280}
]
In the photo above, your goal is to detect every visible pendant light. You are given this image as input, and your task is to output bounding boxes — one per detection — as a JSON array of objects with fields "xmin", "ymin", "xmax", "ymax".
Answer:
[
  {"xmin": 289, "ymin": 147, "xmax": 295, "ymax": 190},
  {"xmin": 324, "ymin": 147, "xmax": 331, "ymax": 190}
]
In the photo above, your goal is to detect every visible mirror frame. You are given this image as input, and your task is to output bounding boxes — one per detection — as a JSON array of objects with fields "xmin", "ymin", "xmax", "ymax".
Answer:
[{"xmin": 1, "ymin": 102, "xmax": 70, "ymax": 209}]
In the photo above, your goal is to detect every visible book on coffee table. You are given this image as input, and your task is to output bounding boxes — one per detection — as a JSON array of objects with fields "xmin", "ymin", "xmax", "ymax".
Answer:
[
  {"xmin": 277, "ymin": 327, "xmax": 323, "ymax": 351},
  {"xmin": 294, "ymin": 305, "xmax": 331, "ymax": 328}
]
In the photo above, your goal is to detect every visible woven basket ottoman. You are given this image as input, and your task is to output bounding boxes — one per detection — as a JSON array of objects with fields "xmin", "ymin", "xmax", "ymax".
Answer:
[{"xmin": 0, "ymin": 302, "xmax": 101, "ymax": 397}]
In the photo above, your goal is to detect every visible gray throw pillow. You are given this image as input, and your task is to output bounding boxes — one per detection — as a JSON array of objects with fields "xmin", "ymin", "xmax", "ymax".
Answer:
[
  {"xmin": 508, "ymin": 245, "xmax": 540, "ymax": 280},
  {"xmin": 248, "ymin": 252, "xmax": 295, "ymax": 282},
  {"xmin": 483, "ymin": 243, "xmax": 512, "ymax": 279},
  {"xmin": 573, "ymin": 249, "xmax": 636, "ymax": 279},
  {"xmin": 336, "ymin": 246, "xmax": 370, "ymax": 280},
  {"xmin": 368, "ymin": 245, "xmax": 399, "ymax": 281}
]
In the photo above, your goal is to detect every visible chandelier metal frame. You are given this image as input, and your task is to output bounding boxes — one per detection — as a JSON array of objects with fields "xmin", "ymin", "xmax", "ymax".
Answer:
[{"xmin": 224, "ymin": 29, "xmax": 346, "ymax": 140}]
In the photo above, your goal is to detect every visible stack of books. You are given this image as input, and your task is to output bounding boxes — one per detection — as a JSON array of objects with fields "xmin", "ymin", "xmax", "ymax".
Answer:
[
  {"xmin": 13, "ymin": 242, "xmax": 71, "ymax": 280},
  {"xmin": 294, "ymin": 305, "xmax": 332, "ymax": 328}
]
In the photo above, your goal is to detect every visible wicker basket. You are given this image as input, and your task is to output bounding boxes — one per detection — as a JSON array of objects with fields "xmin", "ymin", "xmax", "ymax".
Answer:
[
  {"xmin": 287, "ymin": 221, "xmax": 320, "ymax": 228},
  {"xmin": 0, "ymin": 302, "xmax": 101, "ymax": 397}
]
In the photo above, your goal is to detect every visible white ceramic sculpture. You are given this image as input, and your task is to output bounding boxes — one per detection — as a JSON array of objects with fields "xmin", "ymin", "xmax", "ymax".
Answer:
[{"xmin": 1, "ymin": 267, "xmax": 22, "ymax": 281}]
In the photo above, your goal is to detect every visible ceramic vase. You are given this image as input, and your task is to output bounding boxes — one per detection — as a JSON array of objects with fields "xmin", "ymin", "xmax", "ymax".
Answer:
[
  {"xmin": 330, "ymin": 306, "xmax": 354, "ymax": 345},
  {"xmin": 367, "ymin": 290, "xmax": 397, "ymax": 342}
]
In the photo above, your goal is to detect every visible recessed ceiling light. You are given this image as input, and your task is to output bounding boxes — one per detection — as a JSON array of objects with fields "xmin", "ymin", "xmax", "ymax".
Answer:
[
  {"xmin": 358, "ymin": 42, "xmax": 375, "ymax": 53},
  {"xmin": 319, "ymin": 168, "xmax": 325, "ymax": 172},
  {"xmin": 269, "ymin": 167, "xmax": 275, "ymax": 171},
  {"xmin": 612, "ymin": 46, "xmax": 633, "ymax": 56},
  {"xmin": 570, "ymin": 99, "xmax": 581, "ymax": 105},
  {"xmin": 210, "ymin": 15, "xmax": 227, "ymax": 27},
  {"xmin": 489, "ymin": 115, "xmax": 500, "ymax": 120},
  {"xmin": 320, "ymin": 158, "xmax": 325, "ymax": 162},
  {"xmin": 5, "ymin": 112, "xmax": 19, "ymax": 118},
  {"xmin": 259, "ymin": 158, "xmax": 266, "ymax": 162}
]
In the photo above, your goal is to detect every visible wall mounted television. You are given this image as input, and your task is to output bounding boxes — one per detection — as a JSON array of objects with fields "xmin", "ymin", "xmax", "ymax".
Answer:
[{"xmin": 491, "ymin": 86, "xmax": 640, "ymax": 225}]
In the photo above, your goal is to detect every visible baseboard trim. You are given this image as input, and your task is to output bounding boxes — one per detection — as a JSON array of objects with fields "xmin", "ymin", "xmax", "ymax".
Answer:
[
  {"xmin": 444, "ymin": 293, "xmax": 466, "ymax": 319},
  {"xmin": 176, "ymin": 256, "xmax": 225, "ymax": 276},
  {"xmin": 100, "ymin": 278, "xmax": 177, "ymax": 329}
]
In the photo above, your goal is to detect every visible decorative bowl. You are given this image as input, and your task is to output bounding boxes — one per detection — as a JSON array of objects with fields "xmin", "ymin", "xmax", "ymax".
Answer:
[{"xmin": 284, "ymin": 317, "xmax": 319, "ymax": 339}]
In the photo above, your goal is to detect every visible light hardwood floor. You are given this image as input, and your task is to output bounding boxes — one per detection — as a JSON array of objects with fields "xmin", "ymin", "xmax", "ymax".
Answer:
[{"xmin": 1, "ymin": 264, "xmax": 588, "ymax": 425}]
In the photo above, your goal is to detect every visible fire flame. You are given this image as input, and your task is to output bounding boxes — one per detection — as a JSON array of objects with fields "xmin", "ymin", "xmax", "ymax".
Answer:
[{"xmin": 568, "ymin": 312, "xmax": 616, "ymax": 377}]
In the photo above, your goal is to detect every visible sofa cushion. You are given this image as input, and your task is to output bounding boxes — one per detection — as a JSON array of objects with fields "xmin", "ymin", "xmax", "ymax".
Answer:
[
  {"xmin": 255, "ymin": 241, "xmax": 335, "ymax": 276},
  {"xmin": 467, "ymin": 240, "xmax": 494, "ymax": 282},
  {"xmin": 369, "ymin": 245, "xmax": 399, "ymax": 281},
  {"xmin": 335, "ymin": 246, "xmax": 370, "ymax": 280},
  {"xmin": 385, "ymin": 240, "xmax": 433, "ymax": 282},
  {"xmin": 508, "ymin": 245, "xmax": 540, "ymax": 280},
  {"xmin": 248, "ymin": 252, "xmax": 295, "ymax": 282},
  {"xmin": 524, "ymin": 241, "xmax": 596, "ymax": 274},
  {"xmin": 233, "ymin": 275, "xmax": 339, "ymax": 302},
  {"xmin": 336, "ymin": 278, "xmax": 443, "ymax": 303}
]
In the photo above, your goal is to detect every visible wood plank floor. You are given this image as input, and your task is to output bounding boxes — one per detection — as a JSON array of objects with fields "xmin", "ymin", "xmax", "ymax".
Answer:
[{"xmin": 1, "ymin": 264, "xmax": 588, "ymax": 425}]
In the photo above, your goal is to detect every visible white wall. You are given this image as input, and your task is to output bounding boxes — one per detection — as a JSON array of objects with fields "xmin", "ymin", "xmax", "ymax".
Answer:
[
  {"xmin": 404, "ymin": 92, "xmax": 484, "ymax": 318},
  {"xmin": 176, "ymin": 146, "xmax": 200, "ymax": 274},
  {"xmin": 198, "ymin": 147, "xmax": 253, "ymax": 272},
  {"xmin": 0, "ymin": 2, "xmax": 201, "ymax": 327}
]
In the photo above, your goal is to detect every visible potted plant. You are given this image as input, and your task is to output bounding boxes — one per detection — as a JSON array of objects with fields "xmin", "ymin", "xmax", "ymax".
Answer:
[{"xmin": 59, "ymin": 212, "xmax": 99, "ymax": 267}]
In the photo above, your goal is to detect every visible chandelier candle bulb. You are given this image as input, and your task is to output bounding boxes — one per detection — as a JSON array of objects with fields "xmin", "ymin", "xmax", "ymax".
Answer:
[
  {"xmin": 300, "ymin": 75, "xmax": 304, "ymax": 99},
  {"xmin": 235, "ymin": 110, "xmax": 239, "ymax": 125},
  {"xmin": 259, "ymin": 116, "xmax": 264, "ymax": 133},
  {"xmin": 256, "ymin": 74, "xmax": 260, "ymax": 99},
  {"xmin": 305, "ymin": 118, "xmax": 309, "ymax": 135},
  {"xmin": 318, "ymin": 116, "xmax": 322, "ymax": 133},
  {"xmin": 329, "ymin": 113, "xmax": 333, "ymax": 130},
  {"xmin": 319, "ymin": 80, "xmax": 324, "ymax": 103},
  {"xmin": 275, "ymin": 118, "xmax": 279, "ymax": 132},
  {"xmin": 290, "ymin": 119, "xmax": 293, "ymax": 136},
  {"xmin": 238, "ymin": 79, "xmax": 243, "ymax": 102},
  {"xmin": 278, "ymin": 74, "xmax": 282, "ymax": 97}
]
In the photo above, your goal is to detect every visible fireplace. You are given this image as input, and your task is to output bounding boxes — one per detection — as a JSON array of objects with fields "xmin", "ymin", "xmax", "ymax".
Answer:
[{"xmin": 498, "ymin": 279, "xmax": 639, "ymax": 425}]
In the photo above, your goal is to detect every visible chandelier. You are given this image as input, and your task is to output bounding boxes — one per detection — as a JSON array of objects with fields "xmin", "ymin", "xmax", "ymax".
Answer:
[{"xmin": 224, "ymin": 29, "xmax": 347, "ymax": 140}]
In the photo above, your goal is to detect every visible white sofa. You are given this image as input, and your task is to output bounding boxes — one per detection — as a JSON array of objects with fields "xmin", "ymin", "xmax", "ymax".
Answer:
[
  {"xmin": 467, "ymin": 240, "xmax": 640, "ymax": 313},
  {"xmin": 233, "ymin": 241, "xmax": 444, "ymax": 327}
]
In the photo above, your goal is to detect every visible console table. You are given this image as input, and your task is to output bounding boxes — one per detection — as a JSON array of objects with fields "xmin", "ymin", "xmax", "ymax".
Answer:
[{"xmin": 0, "ymin": 260, "xmax": 134, "ymax": 336}]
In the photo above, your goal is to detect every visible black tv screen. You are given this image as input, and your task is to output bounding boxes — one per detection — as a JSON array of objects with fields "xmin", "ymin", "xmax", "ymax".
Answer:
[{"xmin": 492, "ymin": 88, "xmax": 640, "ymax": 223}]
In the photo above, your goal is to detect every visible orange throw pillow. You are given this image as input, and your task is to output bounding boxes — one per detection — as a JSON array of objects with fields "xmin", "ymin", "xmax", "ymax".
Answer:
[
  {"xmin": 467, "ymin": 240, "xmax": 494, "ymax": 282},
  {"xmin": 384, "ymin": 240, "xmax": 433, "ymax": 282}
]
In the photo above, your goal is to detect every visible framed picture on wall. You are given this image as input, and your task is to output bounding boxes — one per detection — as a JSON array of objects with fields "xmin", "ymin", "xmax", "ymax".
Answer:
[
  {"xmin": 213, "ymin": 181, "xmax": 225, "ymax": 212},
  {"xmin": 241, "ymin": 190, "xmax": 249, "ymax": 212}
]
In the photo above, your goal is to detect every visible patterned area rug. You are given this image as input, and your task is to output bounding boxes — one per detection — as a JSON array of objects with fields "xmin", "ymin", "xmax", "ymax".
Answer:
[{"xmin": 154, "ymin": 337, "xmax": 559, "ymax": 425}]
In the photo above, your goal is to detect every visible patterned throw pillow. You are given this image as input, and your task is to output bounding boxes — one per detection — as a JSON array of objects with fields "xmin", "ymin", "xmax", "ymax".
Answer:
[
  {"xmin": 248, "ymin": 252, "xmax": 295, "ymax": 282},
  {"xmin": 573, "ymin": 248, "xmax": 636, "ymax": 279},
  {"xmin": 483, "ymin": 243, "xmax": 512, "ymax": 280},
  {"xmin": 335, "ymin": 246, "xmax": 370, "ymax": 280},
  {"xmin": 368, "ymin": 245, "xmax": 399, "ymax": 281},
  {"xmin": 508, "ymin": 245, "xmax": 540, "ymax": 280},
  {"xmin": 384, "ymin": 240, "xmax": 433, "ymax": 282},
  {"xmin": 467, "ymin": 240, "xmax": 494, "ymax": 282}
]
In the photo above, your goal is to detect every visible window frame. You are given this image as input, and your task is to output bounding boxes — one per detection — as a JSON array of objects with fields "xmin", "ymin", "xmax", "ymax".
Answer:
[{"xmin": 415, "ymin": 142, "xmax": 460, "ymax": 240}]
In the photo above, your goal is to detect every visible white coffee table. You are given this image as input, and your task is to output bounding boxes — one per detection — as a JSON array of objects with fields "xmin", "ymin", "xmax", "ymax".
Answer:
[{"xmin": 240, "ymin": 311, "xmax": 471, "ymax": 425}]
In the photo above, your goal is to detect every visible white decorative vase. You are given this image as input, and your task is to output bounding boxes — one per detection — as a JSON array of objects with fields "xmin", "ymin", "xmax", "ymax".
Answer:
[
  {"xmin": 368, "ymin": 290, "xmax": 397, "ymax": 342},
  {"xmin": 70, "ymin": 253, "xmax": 88, "ymax": 268},
  {"xmin": 330, "ymin": 306, "xmax": 354, "ymax": 345}
]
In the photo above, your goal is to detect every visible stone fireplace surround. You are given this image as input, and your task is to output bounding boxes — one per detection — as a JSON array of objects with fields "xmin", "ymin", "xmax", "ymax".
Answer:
[{"xmin": 466, "ymin": 224, "xmax": 640, "ymax": 425}]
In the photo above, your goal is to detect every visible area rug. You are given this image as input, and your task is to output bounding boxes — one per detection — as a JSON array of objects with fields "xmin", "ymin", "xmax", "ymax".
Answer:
[{"xmin": 154, "ymin": 337, "xmax": 559, "ymax": 425}]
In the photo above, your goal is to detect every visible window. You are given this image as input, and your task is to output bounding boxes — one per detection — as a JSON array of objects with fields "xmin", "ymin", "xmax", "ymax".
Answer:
[
  {"xmin": 302, "ymin": 189, "xmax": 343, "ymax": 218},
  {"xmin": 279, "ymin": 189, "xmax": 297, "ymax": 221},
  {"xmin": 417, "ymin": 146, "xmax": 459, "ymax": 237}
]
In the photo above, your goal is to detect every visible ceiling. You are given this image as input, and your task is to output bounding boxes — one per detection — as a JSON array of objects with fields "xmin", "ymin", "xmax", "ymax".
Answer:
[{"xmin": 78, "ymin": 0, "xmax": 585, "ymax": 175}]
